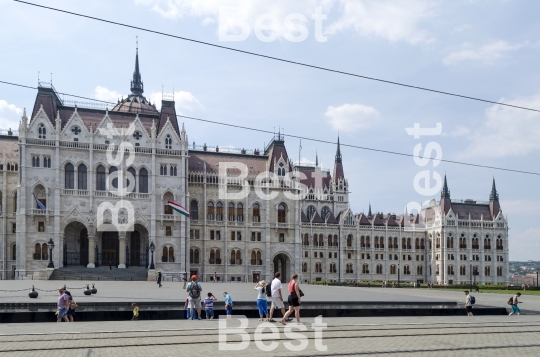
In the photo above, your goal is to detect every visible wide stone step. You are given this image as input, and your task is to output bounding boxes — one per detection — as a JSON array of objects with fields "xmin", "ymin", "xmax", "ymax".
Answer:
[{"xmin": 49, "ymin": 266, "xmax": 148, "ymax": 281}]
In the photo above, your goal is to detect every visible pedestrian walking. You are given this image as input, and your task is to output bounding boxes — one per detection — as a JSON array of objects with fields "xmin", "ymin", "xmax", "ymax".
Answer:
[
  {"xmin": 56, "ymin": 287, "xmax": 70, "ymax": 323},
  {"xmin": 255, "ymin": 280, "xmax": 269, "ymax": 321},
  {"xmin": 281, "ymin": 274, "xmax": 303, "ymax": 325},
  {"xmin": 157, "ymin": 271, "xmax": 162, "ymax": 288},
  {"xmin": 204, "ymin": 292, "xmax": 217, "ymax": 319},
  {"xmin": 65, "ymin": 290, "xmax": 76, "ymax": 322},
  {"xmin": 182, "ymin": 273, "xmax": 187, "ymax": 289},
  {"xmin": 268, "ymin": 272, "xmax": 287, "ymax": 323},
  {"xmin": 464, "ymin": 290, "xmax": 473, "ymax": 316},
  {"xmin": 213, "ymin": 271, "xmax": 217, "ymax": 283},
  {"xmin": 132, "ymin": 303, "xmax": 139, "ymax": 320},
  {"xmin": 224, "ymin": 291, "xmax": 233, "ymax": 319},
  {"xmin": 186, "ymin": 275, "xmax": 202, "ymax": 320},
  {"xmin": 509, "ymin": 292, "xmax": 522, "ymax": 315}
]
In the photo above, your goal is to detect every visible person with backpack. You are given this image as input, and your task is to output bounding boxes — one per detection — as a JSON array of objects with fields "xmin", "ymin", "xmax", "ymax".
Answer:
[
  {"xmin": 224, "ymin": 291, "xmax": 233, "ymax": 319},
  {"xmin": 464, "ymin": 290, "xmax": 474, "ymax": 316},
  {"xmin": 509, "ymin": 292, "xmax": 522, "ymax": 315},
  {"xmin": 255, "ymin": 280, "xmax": 269, "ymax": 321},
  {"xmin": 186, "ymin": 275, "xmax": 202, "ymax": 320}
]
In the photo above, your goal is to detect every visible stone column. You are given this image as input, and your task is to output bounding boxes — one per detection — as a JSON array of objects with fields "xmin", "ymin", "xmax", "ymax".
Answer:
[
  {"xmin": 87, "ymin": 233, "xmax": 95, "ymax": 268},
  {"xmin": 118, "ymin": 231, "xmax": 126, "ymax": 268}
]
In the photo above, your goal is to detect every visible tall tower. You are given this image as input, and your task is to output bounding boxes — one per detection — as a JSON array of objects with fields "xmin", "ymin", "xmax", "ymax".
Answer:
[{"xmin": 489, "ymin": 178, "xmax": 500, "ymax": 218}]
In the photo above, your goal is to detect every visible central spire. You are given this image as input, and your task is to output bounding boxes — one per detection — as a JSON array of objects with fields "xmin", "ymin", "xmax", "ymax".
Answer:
[
  {"xmin": 441, "ymin": 174, "xmax": 450, "ymax": 199},
  {"xmin": 490, "ymin": 178, "xmax": 499, "ymax": 202},
  {"xmin": 335, "ymin": 135, "xmax": 342, "ymax": 164},
  {"xmin": 130, "ymin": 40, "xmax": 144, "ymax": 96}
]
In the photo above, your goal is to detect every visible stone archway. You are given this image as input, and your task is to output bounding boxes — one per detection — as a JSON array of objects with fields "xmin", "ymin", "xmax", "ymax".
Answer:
[
  {"xmin": 128, "ymin": 224, "xmax": 149, "ymax": 267},
  {"xmin": 273, "ymin": 252, "xmax": 291, "ymax": 283},
  {"xmin": 63, "ymin": 221, "xmax": 89, "ymax": 266}
]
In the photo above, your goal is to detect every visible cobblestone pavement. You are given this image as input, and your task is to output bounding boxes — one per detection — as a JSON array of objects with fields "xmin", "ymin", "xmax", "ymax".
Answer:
[{"xmin": 0, "ymin": 316, "xmax": 539, "ymax": 356}]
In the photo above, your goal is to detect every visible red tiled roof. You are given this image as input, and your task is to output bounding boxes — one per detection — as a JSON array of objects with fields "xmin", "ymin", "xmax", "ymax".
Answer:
[
  {"xmin": 386, "ymin": 214, "xmax": 399, "ymax": 227},
  {"xmin": 333, "ymin": 162, "xmax": 344, "ymax": 181},
  {"xmin": 451, "ymin": 203, "xmax": 493, "ymax": 221},
  {"xmin": 371, "ymin": 214, "xmax": 385, "ymax": 226}
]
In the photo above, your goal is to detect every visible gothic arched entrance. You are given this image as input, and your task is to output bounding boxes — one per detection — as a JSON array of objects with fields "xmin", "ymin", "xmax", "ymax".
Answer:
[
  {"xmin": 102, "ymin": 232, "xmax": 119, "ymax": 266},
  {"xmin": 63, "ymin": 221, "xmax": 89, "ymax": 266},
  {"xmin": 273, "ymin": 253, "xmax": 290, "ymax": 283},
  {"xmin": 128, "ymin": 224, "xmax": 149, "ymax": 267}
]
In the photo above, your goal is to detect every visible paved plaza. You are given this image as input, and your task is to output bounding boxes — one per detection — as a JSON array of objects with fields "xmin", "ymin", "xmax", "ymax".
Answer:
[
  {"xmin": 1, "ymin": 280, "xmax": 538, "ymax": 312},
  {"xmin": 0, "ymin": 316, "xmax": 539, "ymax": 356}
]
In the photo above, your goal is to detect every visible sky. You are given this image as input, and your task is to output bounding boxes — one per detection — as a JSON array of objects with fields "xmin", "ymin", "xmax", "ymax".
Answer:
[{"xmin": 0, "ymin": 0, "xmax": 539, "ymax": 260}]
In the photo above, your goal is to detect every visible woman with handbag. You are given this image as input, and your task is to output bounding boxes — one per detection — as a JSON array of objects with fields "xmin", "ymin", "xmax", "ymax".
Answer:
[
  {"xmin": 280, "ymin": 274, "xmax": 303, "ymax": 325},
  {"xmin": 65, "ymin": 290, "xmax": 76, "ymax": 322}
]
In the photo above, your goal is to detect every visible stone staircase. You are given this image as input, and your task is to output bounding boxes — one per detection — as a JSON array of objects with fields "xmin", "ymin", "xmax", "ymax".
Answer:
[{"xmin": 48, "ymin": 266, "xmax": 148, "ymax": 281}]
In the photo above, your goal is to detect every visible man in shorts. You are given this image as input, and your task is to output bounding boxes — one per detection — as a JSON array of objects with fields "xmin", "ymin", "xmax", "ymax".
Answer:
[
  {"xmin": 268, "ymin": 272, "xmax": 286, "ymax": 322},
  {"xmin": 56, "ymin": 287, "xmax": 69, "ymax": 322},
  {"xmin": 186, "ymin": 275, "xmax": 202, "ymax": 320}
]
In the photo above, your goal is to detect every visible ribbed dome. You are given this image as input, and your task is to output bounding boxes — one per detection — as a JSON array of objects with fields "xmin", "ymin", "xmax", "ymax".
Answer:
[{"xmin": 112, "ymin": 94, "xmax": 158, "ymax": 115}]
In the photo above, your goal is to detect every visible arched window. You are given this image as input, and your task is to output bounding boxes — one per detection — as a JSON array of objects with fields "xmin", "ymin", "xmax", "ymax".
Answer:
[
  {"xmin": 42, "ymin": 243, "xmax": 48, "ymax": 260},
  {"xmin": 34, "ymin": 243, "xmax": 42, "ymax": 260},
  {"xmin": 0, "ymin": 191, "xmax": 3, "ymax": 212},
  {"xmin": 11, "ymin": 243, "xmax": 16, "ymax": 260},
  {"xmin": 96, "ymin": 165, "xmax": 106, "ymax": 191},
  {"xmin": 333, "ymin": 235, "xmax": 338, "ymax": 247},
  {"xmin": 139, "ymin": 168, "xmax": 148, "ymax": 193},
  {"xmin": 77, "ymin": 164, "xmax": 87, "ymax": 190},
  {"xmin": 407, "ymin": 238, "xmax": 411, "ymax": 249},
  {"xmin": 278, "ymin": 204, "xmax": 286, "ymax": 223},
  {"xmin": 318, "ymin": 234, "xmax": 324, "ymax": 247},
  {"xmin": 302, "ymin": 262, "xmax": 307, "ymax": 273},
  {"xmin": 321, "ymin": 206, "xmax": 330, "ymax": 220},
  {"xmin": 402, "ymin": 238, "xmax": 406, "ymax": 250},
  {"xmin": 315, "ymin": 262, "xmax": 322, "ymax": 273},
  {"xmin": 485, "ymin": 266, "xmax": 491, "ymax": 276},
  {"xmin": 362, "ymin": 264, "xmax": 369, "ymax": 274},
  {"xmin": 190, "ymin": 248, "xmax": 200, "ymax": 264},
  {"xmin": 228, "ymin": 202, "xmax": 235, "ymax": 221},
  {"xmin": 460, "ymin": 265, "xmax": 466, "ymax": 276},
  {"xmin": 168, "ymin": 247, "xmax": 174, "ymax": 262},
  {"xmin": 190, "ymin": 200, "xmax": 199, "ymax": 220},
  {"xmin": 127, "ymin": 167, "xmax": 136, "ymax": 193},
  {"xmin": 237, "ymin": 203, "xmax": 243, "ymax": 222},
  {"xmin": 417, "ymin": 265, "xmax": 423, "ymax": 275},
  {"xmin": 230, "ymin": 249, "xmax": 242, "ymax": 265},
  {"xmin": 376, "ymin": 264, "xmax": 383, "ymax": 274},
  {"xmin": 421, "ymin": 238, "xmax": 425, "ymax": 249},
  {"xmin": 393, "ymin": 237, "xmax": 398, "ymax": 249},
  {"xmin": 436, "ymin": 264, "xmax": 440, "ymax": 275},
  {"xmin": 447, "ymin": 265, "xmax": 454, "ymax": 275},
  {"xmin": 366, "ymin": 236, "xmax": 370, "ymax": 248},
  {"xmin": 38, "ymin": 123, "xmax": 46, "ymax": 139},
  {"xmin": 165, "ymin": 135, "xmax": 172, "ymax": 149},
  {"xmin": 252, "ymin": 203, "xmax": 260, "ymax": 222},
  {"xmin": 109, "ymin": 166, "xmax": 118, "ymax": 189},
  {"xmin": 403, "ymin": 265, "xmax": 411, "ymax": 275},
  {"xmin": 207, "ymin": 202, "xmax": 215, "ymax": 220},
  {"xmin": 216, "ymin": 202, "xmax": 223, "ymax": 221},
  {"xmin": 65, "ymin": 163, "xmax": 75, "ymax": 189},
  {"xmin": 347, "ymin": 234, "xmax": 353, "ymax": 247},
  {"xmin": 162, "ymin": 246, "xmax": 168, "ymax": 262},
  {"xmin": 13, "ymin": 191, "xmax": 17, "ymax": 213},
  {"xmin": 390, "ymin": 264, "xmax": 396, "ymax": 274},
  {"xmin": 303, "ymin": 234, "xmax": 309, "ymax": 246},
  {"xmin": 307, "ymin": 205, "xmax": 316, "ymax": 220}
]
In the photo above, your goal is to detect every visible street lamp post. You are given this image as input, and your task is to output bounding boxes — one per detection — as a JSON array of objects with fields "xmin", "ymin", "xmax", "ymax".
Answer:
[
  {"xmin": 470, "ymin": 262, "xmax": 472, "ymax": 292},
  {"xmin": 398, "ymin": 263, "xmax": 401, "ymax": 287},
  {"xmin": 149, "ymin": 241, "xmax": 155, "ymax": 270},
  {"xmin": 47, "ymin": 238, "xmax": 55, "ymax": 269}
]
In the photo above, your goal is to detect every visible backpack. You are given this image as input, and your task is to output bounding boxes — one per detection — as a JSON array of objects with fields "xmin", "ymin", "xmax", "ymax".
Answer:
[
  {"xmin": 265, "ymin": 284, "xmax": 272, "ymax": 297},
  {"xmin": 189, "ymin": 282, "xmax": 200, "ymax": 299},
  {"xmin": 229, "ymin": 295, "xmax": 233, "ymax": 307},
  {"xmin": 508, "ymin": 297, "xmax": 514, "ymax": 305},
  {"xmin": 470, "ymin": 296, "xmax": 476, "ymax": 305}
]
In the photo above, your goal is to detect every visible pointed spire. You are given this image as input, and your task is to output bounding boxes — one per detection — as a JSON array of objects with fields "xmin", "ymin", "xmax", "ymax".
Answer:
[
  {"xmin": 368, "ymin": 202, "xmax": 372, "ymax": 217},
  {"xmin": 441, "ymin": 174, "xmax": 450, "ymax": 199},
  {"xmin": 490, "ymin": 177, "xmax": 499, "ymax": 202},
  {"xmin": 335, "ymin": 135, "xmax": 342, "ymax": 163},
  {"xmin": 130, "ymin": 40, "xmax": 144, "ymax": 96},
  {"xmin": 315, "ymin": 149, "xmax": 318, "ymax": 167}
]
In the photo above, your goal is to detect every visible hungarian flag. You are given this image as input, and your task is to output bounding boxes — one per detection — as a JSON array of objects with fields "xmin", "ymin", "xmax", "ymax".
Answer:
[{"xmin": 168, "ymin": 201, "xmax": 190, "ymax": 218}]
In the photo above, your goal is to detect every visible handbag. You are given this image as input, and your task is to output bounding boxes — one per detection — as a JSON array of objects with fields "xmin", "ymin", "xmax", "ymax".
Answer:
[{"xmin": 70, "ymin": 301, "xmax": 78, "ymax": 309}]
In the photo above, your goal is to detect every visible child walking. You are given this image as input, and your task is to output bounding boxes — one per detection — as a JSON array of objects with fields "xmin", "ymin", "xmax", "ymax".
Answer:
[{"xmin": 132, "ymin": 303, "xmax": 139, "ymax": 321}]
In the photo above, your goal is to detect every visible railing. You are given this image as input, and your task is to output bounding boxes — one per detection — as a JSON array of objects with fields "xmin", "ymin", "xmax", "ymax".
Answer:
[
  {"xmin": 29, "ymin": 209, "xmax": 48, "ymax": 215},
  {"xmin": 0, "ymin": 128, "xmax": 18, "ymax": 136},
  {"xmin": 134, "ymin": 146, "xmax": 153, "ymax": 154},
  {"xmin": 60, "ymin": 141, "xmax": 90, "ymax": 149},
  {"xmin": 62, "ymin": 189, "xmax": 90, "ymax": 196},
  {"xmin": 191, "ymin": 144, "xmax": 261, "ymax": 156},
  {"xmin": 160, "ymin": 214, "xmax": 176, "ymax": 221},
  {"xmin": 276, "ymin": 223, "xmax": 289, "ymax": 228},
  {"xmin": 26, "ymin": 138, "xmax": 55, "ymax": 146},
  {"xmin": 156, "ymin": 148, "xmax": 182, "ymax": 156},
  {"xmin": 63, "ymin": 99, "xmax": 111, "ymax": 111},
  {"xmin": 250, "ymin": 260, "xmax": 263, "ymax": 266}
]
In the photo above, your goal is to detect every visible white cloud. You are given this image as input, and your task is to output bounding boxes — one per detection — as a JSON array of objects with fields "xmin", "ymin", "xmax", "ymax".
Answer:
[
  {"xmin": 135, "ymin": 0, "xmax": 436, "ymax": 44},
  {"xmin": 94, "ymin": 86, "xmax": 124, "ymax": 102},
  {"xmin": 464, "ymin": 93, "xmax": 540, "ymax": 158},
  {"xmin": 443, "ymin": 40, "xmax": 524, "ymax": 66},
  {"xmin": 325, "ymin": 103, "xmax": 379, "ymax": 133},
  {"xmin": 149, "ymin": 91, "xmax": 204, "ymax": 114},
  {"xmin": 452, "ymin": 24, "xmax": 473, "ymax": 33},
  {"xmin": 441, "ymin": 125, "xmax": 470, "ymax": 137},
  {"xmin": 0, "ymin": 99, "xmax": 22, "ymax": 130},
  {"xmin": 324, "ymin": 0, "xmax": 436, "ymax": 44}
]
